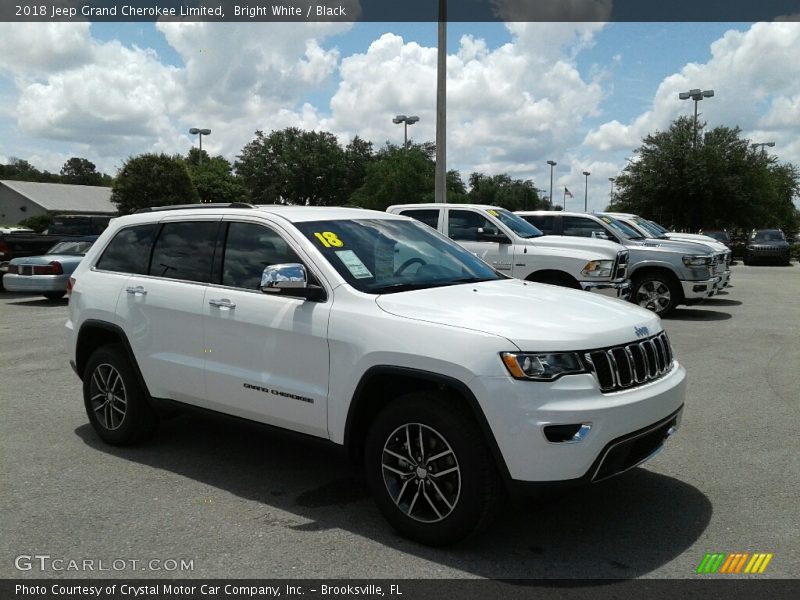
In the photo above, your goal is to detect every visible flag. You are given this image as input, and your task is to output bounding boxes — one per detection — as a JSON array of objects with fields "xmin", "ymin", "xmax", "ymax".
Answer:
[{"xmin": 564, "ymin": 187, "xmax": 574, "ymax": 198}]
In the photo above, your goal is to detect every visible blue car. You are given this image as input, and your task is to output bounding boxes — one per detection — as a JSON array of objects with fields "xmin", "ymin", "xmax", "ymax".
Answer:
[{"xmin": 3, "ymin": 237, "xmax": 96, "ymax": 300}]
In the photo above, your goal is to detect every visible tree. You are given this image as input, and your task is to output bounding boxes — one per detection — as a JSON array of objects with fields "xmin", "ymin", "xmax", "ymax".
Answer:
[
  {"xmin": 235, "ymin": 128, "xmax": 349, "ymax": 205},
  {"xmin": 610, "ymin": 117, "xmax": 800, "ymax": 232},
  {"xmin": 111, "ymin": 153, "xmax": 198, "ymax": 214},
  {"xmin": 0, "ymin": 158, "xmax": 59, "ymax": 183},
  {"xmin": 186, "ymin": 149, "xmax": 248, "ymax": 204},
  {"xmin": 17, "ymin": 213, "xmax": 53, "ymax": 232},
  {"xmin": 60, "ymin": 157, "xmax": 103, "ymax": 185},
  {"xmin": 468, "ymin": 172, "xmax": 542, "ymax": 211}
]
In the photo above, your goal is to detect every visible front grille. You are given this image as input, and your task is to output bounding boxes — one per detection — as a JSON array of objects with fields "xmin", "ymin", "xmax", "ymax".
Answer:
[
  {"xmin": 583, "ymin": 332, "xmax": 674, "ymax": 393},
  {"xmin": 712, "ymin": 253, "xmax": 726, "ymax": 275},
  {"xmin": 613, "ymin": 250, "xmax": 628, "ymax": 280}
]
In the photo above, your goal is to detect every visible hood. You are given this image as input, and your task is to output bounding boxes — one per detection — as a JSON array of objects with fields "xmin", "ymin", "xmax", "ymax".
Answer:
[
  {"xmin": 665, "ymin": 233, "xmax": 727, "ymax": 252},
  {"xmin": 748, "ymin": 240, "xmax": 789, "ymax": 248},
  {"xmin": 527, "ymin": 235, "xmax": 624, "ymax": 258},
  {"xmin": 630, "ymin": 237, "xmax": 715, "ymax": 256},
  {"xmin": 375, "ymin": 279, "xmax": 661, "ymax": 351}
]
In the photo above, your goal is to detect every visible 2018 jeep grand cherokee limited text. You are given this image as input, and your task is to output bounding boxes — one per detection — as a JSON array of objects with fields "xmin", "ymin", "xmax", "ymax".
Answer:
[{"xmin": 66, "ymin": 204, "xmax": 686, "ymax": 545}]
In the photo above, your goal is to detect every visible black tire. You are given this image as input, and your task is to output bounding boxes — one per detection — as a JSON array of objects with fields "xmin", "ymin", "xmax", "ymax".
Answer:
[
  {"xmin": 43, "ymin": 291, "xmax": 65, "ymax": 300},
  {"xmin": 630, "ymin": 272, "xmax": 681, "ymax": 316},
  {"xmin": 364, "ymin": 392, "xmax": 502, "ymax": 546},
  {"xmin": 743, "ymin": 255, "xmax": 752, "ymax": 266},
  {"xmin": 83, "ymin": 344, "xmax": 157, "ymax": 445}
]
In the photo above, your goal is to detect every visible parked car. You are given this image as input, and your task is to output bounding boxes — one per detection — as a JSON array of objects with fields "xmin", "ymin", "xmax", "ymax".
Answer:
[
  {"xmin": 0, "ymin": 226, "xmax": 34, "ymax": 234},
  {"xmin": 698, "ymin": 230, "xmax": 731, "ymax": 245},
  {"xmin": 3, "ymin": 237, "xmax": 95, "ymax": 299},
  {"xmin": 67, "ymin": 203, "xmax": 685, "ymax": 546},
  {"xmin": 743, "ymin": 229, "xmax": 791, "ymax": 265},
  {"xmin": 386, "ymin": 203, "xmax": 630, "ymax": 299},
  {"xmin": 606, "ymin": 213, "xmax": 732, "ymax": 289},
  {"xmin": 517, "ymin": 211, "xmax": 721, "ymax": 316}
]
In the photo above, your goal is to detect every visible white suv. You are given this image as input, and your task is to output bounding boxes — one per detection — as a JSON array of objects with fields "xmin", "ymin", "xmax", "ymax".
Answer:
[{"xmin": 66, "ymin": 204, "xmax": 686, "ymax": 545}]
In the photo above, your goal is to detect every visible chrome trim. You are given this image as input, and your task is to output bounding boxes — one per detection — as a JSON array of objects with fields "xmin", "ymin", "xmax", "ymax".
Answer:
[{"xmin": 584, "ymin": 332, "xmax": 674, "ymax": 393}]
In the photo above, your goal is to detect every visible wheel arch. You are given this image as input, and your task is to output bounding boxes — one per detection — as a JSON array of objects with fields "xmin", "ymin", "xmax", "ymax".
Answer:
[
  {"xmin": 525, "ymin": 269, "xmax": 581, "ymax": 289},
  {"xmin": 343, "ymin": 366, "xmax": 512, "ymax": 485}
]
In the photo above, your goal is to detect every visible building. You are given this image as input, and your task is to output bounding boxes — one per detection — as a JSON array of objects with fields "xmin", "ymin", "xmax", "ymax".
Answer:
[{"xmin": 0, "ymin": 180, "xmax": 116, "ymax": 224}]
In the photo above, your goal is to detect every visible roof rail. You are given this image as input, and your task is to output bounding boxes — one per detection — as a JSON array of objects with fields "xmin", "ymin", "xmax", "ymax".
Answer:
[{"xmin": 134, "ymin": 202, "xmax": 255, "ymax": 214}]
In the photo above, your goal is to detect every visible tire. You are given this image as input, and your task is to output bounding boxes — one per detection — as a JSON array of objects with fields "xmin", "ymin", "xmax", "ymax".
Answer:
[
  {"xmin": 364, "ymin": 392, "xmax": 502, "ymax": 546},
  {"xmin": 743, "ymin": 255, "xmax": 752, "ymax": 266},
  {"xmin": 43, "ymin": 291, "xmax": 65, "ymax": 300},
  {"xmin": 630, "ymin": 272, "xmax": 681, "ymax": 317},
  {"xmin": 83, "ymin": 344, "xmax": 157, "ymax": 445}
]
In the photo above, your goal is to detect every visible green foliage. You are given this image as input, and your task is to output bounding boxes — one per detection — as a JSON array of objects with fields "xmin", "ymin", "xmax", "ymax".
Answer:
[
  {"xmin": 349, "ymin": 144, "xmax": 433, "ymax": 210},
  {"xmin": 60, "ymin": 157, "xmax": 103, "ymax": 185},
  {"xmin": 467, "ymin": 173, "xmax": 542, "ymax": 211},
  {"xmin": 111, "ymin": 153, "xmax": 198, "ymax": 214},
  {"xmin": 186, "ymin": 149, "xmax": 248, "ymax": 204},
  {"xmin": 610, "ymin": 117, "xmax": 800, "ymax": 232},
  {"xmin": 235, "ymin": 128, "xmax": 357, "ymax": 206},
  {"xmin": 0, "ymin": 158, "xmax": 59, "ymax": 183},
  {"xmin": 17, "ymin": 213, "xmax": 53, "ymax": 233}
]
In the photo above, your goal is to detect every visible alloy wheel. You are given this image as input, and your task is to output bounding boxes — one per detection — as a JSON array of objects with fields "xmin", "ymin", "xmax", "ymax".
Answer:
[{"xmin": 88, "ymin": 363, "xmax": 128, "ymax": 430}]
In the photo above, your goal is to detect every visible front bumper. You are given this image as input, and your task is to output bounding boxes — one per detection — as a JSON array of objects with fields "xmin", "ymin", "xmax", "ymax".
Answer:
[
  {"xmin": 580, "ymin": 279, "xmax": 631, "ymax": 300},
  {"xmin": 471, "ymin": 362, "xmax": 687, "ymax": 482},
  {"xmin": 2, "ymin": 273, "xmax": 68, "ymax": 293},
  {"xmin": 681, "ymin": 277, "xmax": 720, "ymax": 300}
]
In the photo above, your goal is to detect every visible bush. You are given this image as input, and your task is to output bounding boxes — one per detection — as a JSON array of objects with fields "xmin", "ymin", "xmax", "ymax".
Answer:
[
  {"xmin": 790, "ymin": 243, "xmax": 800, "ymax": 261},
  {"xmin": 18, "ymin": 213, "xmax": 53, "ymax": 232}
]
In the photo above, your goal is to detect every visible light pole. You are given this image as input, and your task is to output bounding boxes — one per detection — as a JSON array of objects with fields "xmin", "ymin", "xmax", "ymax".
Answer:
[
  {"xmin": 189, "ymin": 127, "xmax": 211, "ymax": 165},
  {"xmin": 582, "ymin": 170, "xmax": 591, "ymax": 212},
  {"xmin": 392, "ymin": 115, "xmax": 420, "ymax": 150},
  {"xmin": 547, "ymin": 160, "xmax": 557, "ymax": 210},
  {"xmin": 752, "ymin": 141, "xmax": 775, "ymax": 153},
  {"xmin": 678, "ymin": 89, "xmax": 714, "ymax": 148},
  {"xmin": 608, "ymin": 177, "xmax": 615, "ymax": 202},
  {"xmin": 435, "ymin": 0, "xmax": 446, "ymax": 203}
]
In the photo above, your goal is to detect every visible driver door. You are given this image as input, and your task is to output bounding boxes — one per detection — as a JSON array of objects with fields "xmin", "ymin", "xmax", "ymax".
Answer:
[{"xmin": 445, "ymin": 208, "xmax": 513, "ymax": 274}]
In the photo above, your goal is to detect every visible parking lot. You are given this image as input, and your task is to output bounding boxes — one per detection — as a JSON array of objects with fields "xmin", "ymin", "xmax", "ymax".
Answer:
[{"xmin": 1, "ymin": 264, "xmax": 798, "ymax": 580}]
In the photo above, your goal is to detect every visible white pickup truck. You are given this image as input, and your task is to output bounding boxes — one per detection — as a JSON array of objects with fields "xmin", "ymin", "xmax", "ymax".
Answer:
[{"xmin": 387, "ymin": 203, "xmax": 630, "ymax": 299}]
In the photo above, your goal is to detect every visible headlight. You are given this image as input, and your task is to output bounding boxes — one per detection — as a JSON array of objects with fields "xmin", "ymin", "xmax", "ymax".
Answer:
[
  {"xmin": 501, "ymin": 352, "xmax": 586, "ymax": 381},
  {"xmin": 581, "ymin": 259, "xmax": 614, "ymax": 278},
  {"xmin": 682, "ymin": 255, "xmax": 712, "ymax": 267}
]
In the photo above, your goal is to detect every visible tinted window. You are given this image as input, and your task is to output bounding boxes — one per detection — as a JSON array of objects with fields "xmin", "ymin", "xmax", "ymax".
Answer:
[
  {"xmin": 149, "ymin": 221, "xmax": 218, "ymax": 282},
  {"xmin": 521, "ymin": 215, "xmax": 555, "ymax": 233},
  {"xmin": 222, "ymin": 222, "xmax": 302, "ymax": 290},
  {"xmin": 562, "ymin": 216, "xmax": 611, "ymax": 239},
  {"xmin": 96, "ymin": 224, "xmax": 158, "ymax": 274},
  {"xmin": 400, "ymin": 209, "xmax": 440, "ymax": 229},
  {"xmin": 447, "ymin": 210, "xmax": 500, "ymax": 241}
]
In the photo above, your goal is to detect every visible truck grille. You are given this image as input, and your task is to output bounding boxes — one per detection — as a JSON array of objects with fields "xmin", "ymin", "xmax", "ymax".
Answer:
[
  {"xmin": 583, "ymin": 332, "xmax": 674, "ymax": 393},
  {"xmin": 712, "ymin": 252, "xmax": 727, "ymax": 275},
  {"xmin": 613, "ymin": 250, "xmax": 628, "ymax": 280}
]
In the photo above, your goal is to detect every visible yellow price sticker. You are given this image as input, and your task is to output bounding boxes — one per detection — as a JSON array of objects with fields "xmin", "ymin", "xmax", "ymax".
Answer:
[
  {"xmin": 313, "ymin": 231, "xmax": 344, "ymax": 248},
  {"xmin": 487, "ymin": 210, "xmax": 499, "ymax": 217}
]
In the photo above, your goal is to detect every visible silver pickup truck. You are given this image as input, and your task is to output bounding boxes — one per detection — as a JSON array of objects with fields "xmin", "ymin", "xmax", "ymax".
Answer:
[
  {"xmin": 386, "ymin": 204, "xmax": 630, "ymax": 299},
  {"xmin": 517, "ymin": 211, "xmax": 722, "ymax": 316}
]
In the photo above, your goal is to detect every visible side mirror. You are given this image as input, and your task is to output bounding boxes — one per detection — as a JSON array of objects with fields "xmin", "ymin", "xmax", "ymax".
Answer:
[
  {"xmin": 477, "ymin": 228, "xmax": 510, "ymax": 244},
  {"xmin": 591, "ymin": 230, "xmax": 610, "ymax": 241},
  {"xmin": 260, "ymin": 264, "xmax": 324, "ymax": 300}
]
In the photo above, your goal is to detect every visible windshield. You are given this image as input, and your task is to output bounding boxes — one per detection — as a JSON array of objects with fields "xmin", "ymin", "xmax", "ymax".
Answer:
[
  {"xmin": 490, "ymin": 208, "xmax": 543, "ymax": 238},
  {"xmin": 704, "ymin": 231, "xmax": 730, "ymax": 243},
  {"xmin": 295, "ymin": 218, "xmax": 503, "ymax": 294},
  {"xmin": 647, "ymin": 220, "xmax": 670, "ymax": 234},
  {"xmin": 752, "ymin": 230, "xmax": 786, "ymax": 242},
  {"xmin": 596, "ymin": 215, "xmax": 642, "ymax": 239},
  {"xmin": 627, "ymin": 216, "xmax": 666, "ymax": 238},
  {"xmin": 46, "ymin": 240, "xmax": 93, "ymax": 255}
]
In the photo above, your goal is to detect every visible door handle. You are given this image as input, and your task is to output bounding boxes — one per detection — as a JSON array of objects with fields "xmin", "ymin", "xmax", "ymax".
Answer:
[
  {"xmin": 125, "ymin": 286, "xmax": 147, "ymax": 296},
  {"xmin": 209, "ymin": 298, "xmax": 236, "ymax": 309}
]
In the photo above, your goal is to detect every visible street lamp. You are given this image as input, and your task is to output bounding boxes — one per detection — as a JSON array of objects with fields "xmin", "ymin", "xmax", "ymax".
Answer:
[
  {"xmin": 582, "ymin": 170, "xmax": 591, "ymax": 212},
  {"xmin": 547, "ymin": 160, "xmax": 557, "ymax": 210},
  {"xmin": 752, "ymin": 142, "xmax": 775, "ymax": 153},
  {"xmin": 189, "ymin": 127, "xmax": 211, "ymax": 165},
  {"xmin": 608, "ymin": 177, "xmax": 615, "ymax": 202},
  {"xmin": 392, "ymin": 115, "xmax": 419, "ymax": 150},
  {"xmin": 678, "ymin": 88, "xmax": 714, "ymax": 148}
]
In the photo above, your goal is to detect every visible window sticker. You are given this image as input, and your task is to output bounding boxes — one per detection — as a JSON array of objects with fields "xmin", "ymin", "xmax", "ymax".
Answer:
[
  {"xmin": 313, "ymin": 231, "xmax": 344, "ymax": 248},
  {"xmin": 335, "ymin": 250, "xmax": 373, "ymax": 279},
  {"xmin": 487, "ymin": 209, "xmax": 499, "ymax": 217}
]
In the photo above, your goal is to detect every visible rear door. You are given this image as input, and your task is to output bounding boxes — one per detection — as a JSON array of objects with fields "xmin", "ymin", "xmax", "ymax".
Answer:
[{"xmin": 116, "ymin": 218, "xmax": 219, "ymax": 404}]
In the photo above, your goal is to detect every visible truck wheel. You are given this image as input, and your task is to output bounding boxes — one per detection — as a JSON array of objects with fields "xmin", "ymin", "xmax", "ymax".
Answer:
[
  {"xmin": 364, "ymin": 392, "xmax": 502, "ymax": 546},
  {"xmin": 83, "ymin": 344, "xmax": 157, "ymax": 445},
  {"xmin": 43, "ymin": 291, "xmax": 65, "ymax": 300},
  {"xmin": 630, "ymin": 273, "xmax": 680, "ymax": 316}
]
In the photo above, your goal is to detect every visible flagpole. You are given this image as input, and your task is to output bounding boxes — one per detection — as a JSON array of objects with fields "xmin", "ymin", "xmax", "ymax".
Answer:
[{"xmin": 563, "ymin": 187, "xmax": 567, "ymax": 209}]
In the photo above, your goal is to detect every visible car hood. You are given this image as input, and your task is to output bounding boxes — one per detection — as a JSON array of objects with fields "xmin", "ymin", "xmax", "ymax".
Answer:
[
  {"xmin": 630, "ymin": 237, "xmax": 715, "ymax": 255},
  {"xmin": 375, "ymin": 279, "xmax": 661, "ymax": 351},
  {"xmin": 748, "ymin": 240, "xmax": 789, "ymax": 248},
  {"xmin": 664, "ymin": 233, "xmax": 727, "ymax": 252},
  {"xmin": 526, "ymin": 235, "xmax": 624, "ymax": 258}
]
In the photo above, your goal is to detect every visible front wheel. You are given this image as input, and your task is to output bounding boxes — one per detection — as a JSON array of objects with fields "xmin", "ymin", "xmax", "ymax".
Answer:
[
  {"xmin": 83, "ymin": 344, "xmax": 157, "ymax": 445},
  {"xmin": 630, "ymin": 273, "xmax": 681, "ymax": 316},
  {"xmin": 364, "ymin": 392, "xmax": 502, "ymax": 546}
]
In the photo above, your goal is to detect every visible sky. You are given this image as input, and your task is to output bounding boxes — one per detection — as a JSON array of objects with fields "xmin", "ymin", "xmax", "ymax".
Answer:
[{"xmin": 1, "ymin": 18, "xmax": 799, "ymax": 212}]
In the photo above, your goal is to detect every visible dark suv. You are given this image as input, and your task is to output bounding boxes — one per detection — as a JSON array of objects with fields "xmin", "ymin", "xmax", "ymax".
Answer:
[{"xmin": 743, "ymin": 229, "xmax": 791, "ymax": 265}]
